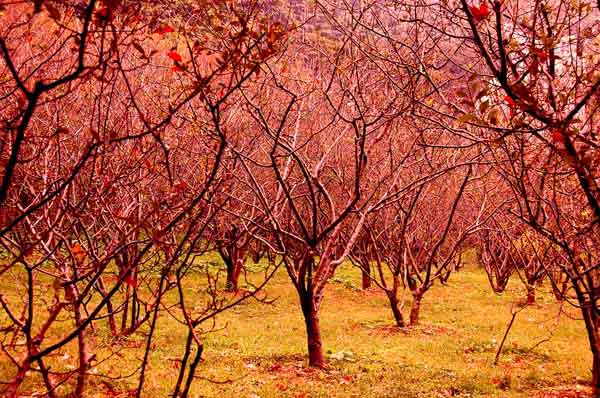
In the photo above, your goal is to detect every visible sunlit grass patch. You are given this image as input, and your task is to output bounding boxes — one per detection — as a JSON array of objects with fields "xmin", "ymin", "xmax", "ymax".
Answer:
[{"xmin": 1, "ymin": 259, "xmax": 590, "ymax": 397}]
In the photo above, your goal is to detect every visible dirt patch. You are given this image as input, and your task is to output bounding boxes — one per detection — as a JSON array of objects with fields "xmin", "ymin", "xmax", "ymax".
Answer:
[
  {"xmin": 242, "ymin": 354, "xmax": 359, "ymax": 387},
  {"xmin": 357, "ymin": 288, "xmax": 386, "ymax": 298},
  {"xmin": 533, "ymin": 385, "xmax": 592, "ymax": 398},
  {"xmin": 364, "ymin": 322, "xmax": 454, "ymax": 337},
  {"xmin": 244, "ymin": 354, "xmax": 322, "ymax": 380}
]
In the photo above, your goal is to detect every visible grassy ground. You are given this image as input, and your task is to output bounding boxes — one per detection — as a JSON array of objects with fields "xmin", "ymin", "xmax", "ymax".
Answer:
[{"xmin": 0, "ymin": 258, "xmax": 591, "ymax": 398}]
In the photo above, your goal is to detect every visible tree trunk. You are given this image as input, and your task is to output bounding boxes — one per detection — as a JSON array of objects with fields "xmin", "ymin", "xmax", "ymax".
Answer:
[
  {"xmin": 387, "ymin": 293, "xmax": 405, "ymax": 327},
  {"xmin": 75, "ymin": 322, "xmax": 88, "ymax": 398},
  {"xmin": 592, "ymin": 351, "xmax": 600, "ymax": 397},
  {"xmin": 251, "ymin": 250, "xmax": 262, "ymax": 264},
  {"xmin": 409, "ymin": 294, "xmax": 422, "ymax": 326},
  {"xmin": 233, "ymin": 258, "xmax": 244, "ymax": 291},
  {"xmin": 361, "ymin": 262, "xmax": 371, "ymax": 290},
  {"xmin": 72, "ymin": 289, "xmax": 89, "ymax": 398},
  {"xmin": 7, "ymin": 361, "xmax": 29, "ymax": 398},
  {"xmin": 221, "ymin": 248, "xmax": 245, "ymax": 292},
  {"xmin": 225, "ymin": 259, "xmax": 236, "ymax": 291},
  {"xmin": 581, "ymin": 301, "xmax": 600, "ymax": 396},
  {"xmin": 225, "ymin": 256, "xmax": 244, "ymax": 292},
  {"xmin": 121, "ymin": 284, "xmax": 130, "ymax": 334},
  {"xmin": 96, "ymin": 278, "xmax": 117, "ymax": 336},
  {"xmin": 129, "ymin": 289, "xmax": 139, "ymax": 332},
  {"xmin": 301, "ymin": 298, "xmax": 325, "ymax": 368},
  {"xmin": 552, "ymin": 278, "xmax": 569, "ymax": 301},
  {"xmin": 526, "ymin": 285, "xmax": 536, "ymax": 305}
]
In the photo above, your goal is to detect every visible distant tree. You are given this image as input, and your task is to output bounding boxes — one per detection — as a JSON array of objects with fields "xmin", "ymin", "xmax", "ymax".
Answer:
[{"xmin": 369, "ymin": 160, "xmax": 482, "ymax": 326}]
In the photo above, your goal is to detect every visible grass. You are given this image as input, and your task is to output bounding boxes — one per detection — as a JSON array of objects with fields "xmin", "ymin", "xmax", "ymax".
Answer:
[{"xmin": 0, "ymin": 257, "xmax": 591, "ymax": 398}]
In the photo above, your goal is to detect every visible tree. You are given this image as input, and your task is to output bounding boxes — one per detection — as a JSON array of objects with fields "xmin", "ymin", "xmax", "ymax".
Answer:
[
  {"xmin": 368, "ymin": 159, "xmax": 481, "ymax": 326},
  {"xmin": 0, "ymin": 1, "xmax": 286, "ymax": 396},
  {"xmin": 427, "ymin": 0, "xmax": 600, "ymax": 390},
  {"xmin": 231, "ymin": 24, "xmax": 408, "ymax": 365}
]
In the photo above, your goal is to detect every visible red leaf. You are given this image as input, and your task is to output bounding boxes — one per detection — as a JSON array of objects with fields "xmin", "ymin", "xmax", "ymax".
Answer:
[
  {"xmin": 124, "ymin": 274, "xmax": 136, "ymax": 288},
  {"xmin": 536, "ymin": 49, "xmax": 548, "ymax": 63},
  {"xmin": 155, "ymin": 25, "xmax": 175, "ymax": 35},
  {"xmin": 479, "ymin": 4, "xmax": 490, "ymax": 16},
  {"xmin": 276, "ymin": 383, "xmax": 288, "ymax": 391},
  {"xmin": 341, "ymin": 375, "xmax": 353, "ymax": 384},
  {"xmin": 17, "ymin": 93, "xmax": 27, "ymax": 108},
  {"xmin": 168, "ymin": 50, "xmax": 182, "ymax": 62},
  {"xmin": 551, "ymin": 129, "xmax": 566, "ymax": 145},
  {"xmin": 96, "ymin": 6, "xmax": 109, "ymax": 19},
  {"xmin": 504, "ymin": 95, "xmax": 516, "ymax": 108},
  {"xmin": 269, "ymin": 363, "xmax": 283, "ymax": 372},
  {"xmin": 174, "ymin": 181, "xmax": 188, "ymax": 191},
  {"xmin": 469, "ymin": 3, "xmax": 490, "ymax": 22},
  {"xmin": 72, "ymin": 244, "xmax": 86, "ymax": 265}
]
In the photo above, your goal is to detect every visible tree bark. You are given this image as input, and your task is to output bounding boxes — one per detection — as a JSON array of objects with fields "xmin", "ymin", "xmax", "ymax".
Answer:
[
  {"xmin": 526, "ymin": 285, "xmax": 536, "ymax": 305},
  {"xmin": 96, "ymin": 278, "xmax": 117, "ymax": 336},
  {"xmin": 130, "ymin": 290, "xmax": 138, "ymax": 332},
  {"xmin": 220, "ymin": 247, "xmax": 246, "ymax": 292},
  {"xmin": 361, "ymin": 261, "xmax": 371, "ymax": 290},
  {"xmin": 225, "ymin": 256, "xmax": 244, "ymax": 292},
  {"xmin": 121, "ymin": 284, "xmax": 130, "ymax": 334},
  {"xmin": 251, "ymin": 250, "xmax": 262, "ymax": 264},
  {"xmin": 551, "ymin": 278, "xmax": 568, "ymax": 301},
  {"xmin": 301, "ymin": 298, "xmax": 325, "ymax": 368},
  {"xmin": 409, "ymin": 293, "xmax": 422, "ymax": 326},
  {"xmin": 75, "ymin": 320, "xmax": 88, "ymax": 398},
  {"xmin": 224, "ymin": 256, "xmax": 235, "ymax": 291},
  {"xmin": 71, "ymin": 287, "xmax": 89, "ymax": 398},
  {"xmin": 387, "ymin": 293, "xmax": 405, "ymax": 327},
  {"xmin": 6, "ymin": 360, "xmax": 30, "ymax": 398},
  {"xmin": 592, "ymin": 350, "xmax": 600, "ymax": 397},
  {"xmin": 581, "ymin": 302, "xmax": 600, "ymax": 396}
]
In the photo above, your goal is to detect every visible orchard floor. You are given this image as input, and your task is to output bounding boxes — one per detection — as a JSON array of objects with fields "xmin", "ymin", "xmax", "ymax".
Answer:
[{"xmin": 2, "ymin": 260, "xmax": 591, "ymax": 398}]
